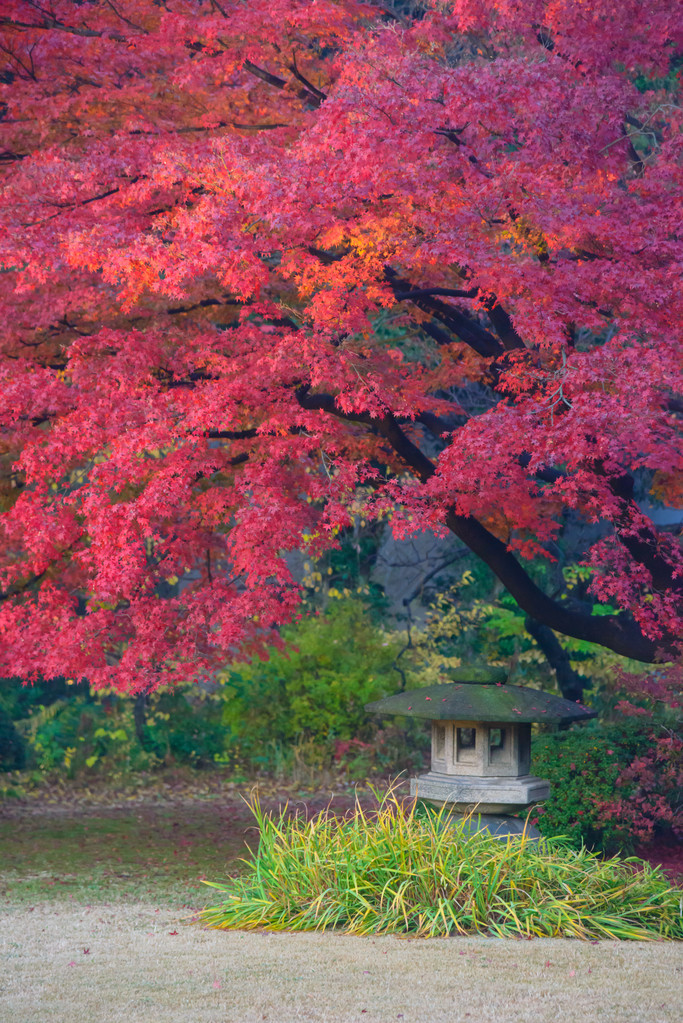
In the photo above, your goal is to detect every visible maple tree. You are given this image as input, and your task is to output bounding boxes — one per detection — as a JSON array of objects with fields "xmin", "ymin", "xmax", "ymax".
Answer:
[{"xmin": 0, "ymin": 0, "xmax": 681, "ymax": 693}]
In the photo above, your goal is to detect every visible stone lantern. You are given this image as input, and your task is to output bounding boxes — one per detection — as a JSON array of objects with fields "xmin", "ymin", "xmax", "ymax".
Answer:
[{"xmin": 365, "ymin": 666, "xmax": 595, "ymax": 836}]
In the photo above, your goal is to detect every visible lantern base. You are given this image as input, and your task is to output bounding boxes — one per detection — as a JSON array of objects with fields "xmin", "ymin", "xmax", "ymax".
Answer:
[
  {"xmin": 448, "ymin": 813, "xmax": 542, "ymax": 841},
  {"xmin": 410, "ymin": 771, "xmax": 550, "ymax": 814}
]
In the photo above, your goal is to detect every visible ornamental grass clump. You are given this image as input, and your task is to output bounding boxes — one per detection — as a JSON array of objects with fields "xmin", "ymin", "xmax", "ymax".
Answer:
[{"xmin": 200, "ymin": 790, "xmax": 682, "ymax": 941}]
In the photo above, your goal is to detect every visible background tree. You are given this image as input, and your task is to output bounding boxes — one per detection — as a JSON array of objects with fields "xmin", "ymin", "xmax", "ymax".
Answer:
[{"xmin": 0, "ymin": 0, "xmax": 681, "ymax": 692}]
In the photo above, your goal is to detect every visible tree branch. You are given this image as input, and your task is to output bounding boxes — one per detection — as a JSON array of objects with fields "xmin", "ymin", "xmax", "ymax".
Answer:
[
  {"xmin": 524, "ymin": 617, "xmax": 591, "ymax": 703},
  {"xmin": 442, "ymin": 508, "xmax": 661, "ymax": 661},
  {"xmin": 384, "ymin": 268, "xmax": 504, "ymax": 358},
  {"xmin": 395, "ymin": 287, "xmax": 479, "ymax": 300},
  {"xmin": 297, "ymin": 387, "xmax": 671, "ymax": 662},
  {"xmin": 207, "ymin": 429, "xmax": 258, "ymax": 440},
  {"xmin": 242, "ymin": 58, "xmax": 322, "ymax": 108},
  {"xmin": 287, "ymin": 58, "xmax": 327, "ymax": 103},
  {"xmin": 242, "ymin": 58, "xmax": 287, "ymax": 90},
  {"xmin": 481, "ymin": 295, "xmax": 526, "ymax": 351},
  {"xmin": 600, "ymin": 466, "xmax": 683, "ymax": 598},
  {"xmin": 0, "ymin": 16, "xmax": 126, "ymax": 42}
]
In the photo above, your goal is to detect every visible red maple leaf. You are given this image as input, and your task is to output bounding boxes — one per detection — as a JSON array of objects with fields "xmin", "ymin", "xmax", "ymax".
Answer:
[{"xmin": 0, "ymin": 0, "xmax": 679, "ymax": 694}]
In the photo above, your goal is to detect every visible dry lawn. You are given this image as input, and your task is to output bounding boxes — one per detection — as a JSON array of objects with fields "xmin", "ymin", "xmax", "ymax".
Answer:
[{"xmin": 1, "ymin": 901, "xmax": 682, "ymax": 1023}]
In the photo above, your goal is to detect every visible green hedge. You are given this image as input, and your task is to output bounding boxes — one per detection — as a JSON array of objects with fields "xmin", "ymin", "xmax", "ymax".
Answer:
[{"xmin": 530, "ymin": 723, "xmax": 661, "ymax": 853}]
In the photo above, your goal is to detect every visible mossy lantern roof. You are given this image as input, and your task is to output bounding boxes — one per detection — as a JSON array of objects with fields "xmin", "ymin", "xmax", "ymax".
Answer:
[{"xmin": 365, "ymin": 666, "xmax": 596, "ymax": 725}]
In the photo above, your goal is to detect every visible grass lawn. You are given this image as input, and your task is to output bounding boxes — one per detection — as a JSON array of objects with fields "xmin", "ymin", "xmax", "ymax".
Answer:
[
  {"xmin": 0, "ymin": 783, "xmax": 380, "ymax": 906},
  {"xmin": 2, "ymin": 902, "xmax": 682, "ymax": 1023},
  {"xmin": 0, "ymin": 799, "xmax": 255, "ymax": 907},
  {"xmin": 1, "ymin": 788, "xmax": 681, "ymax": 1023}
]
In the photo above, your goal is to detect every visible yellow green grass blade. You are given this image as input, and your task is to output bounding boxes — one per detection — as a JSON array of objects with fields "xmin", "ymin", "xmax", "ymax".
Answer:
[{"xmin": 199, "ymin": 787, "xmax": 682, "ymax": 941}]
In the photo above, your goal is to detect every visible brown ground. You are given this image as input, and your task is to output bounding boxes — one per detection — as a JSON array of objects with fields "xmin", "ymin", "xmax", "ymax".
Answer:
[{"xmin": 2, "ymin": 901, "xmax": 682, "ymax": 1023}]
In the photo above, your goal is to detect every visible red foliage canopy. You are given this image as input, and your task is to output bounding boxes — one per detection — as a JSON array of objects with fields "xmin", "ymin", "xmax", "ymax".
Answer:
[{"xmin": 0, "ymin": 1, "xmax": 681, "ymax": 691}]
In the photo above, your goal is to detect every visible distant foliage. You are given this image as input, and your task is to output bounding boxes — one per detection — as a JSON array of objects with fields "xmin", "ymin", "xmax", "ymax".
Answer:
[
  {"xmin": 0, "ymin": 601, "xmax": 427, "ymax": 782},
  {"xmin": 3, "ymin": 686, "xmax": 226, "ymax": 778},
  {"xmin": 219, "ymin": 600, "xmax": 425, "ymax": 777},
  {"xmin": 404, "ymin": 569, "xmax": 672, "ymax": 715},
  {"xmin": 0, "ymin": 704, "xmax": 25, "ymax": 770}
]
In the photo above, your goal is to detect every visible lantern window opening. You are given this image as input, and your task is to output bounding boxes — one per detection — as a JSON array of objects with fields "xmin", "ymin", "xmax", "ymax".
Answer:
[
  {"xmin": 455, "ymin": 726, "xmax": 477, "ymax": 763},
  {"xmin": 488, "ymin": 726, "xmax": 511, "ymax": 766}
]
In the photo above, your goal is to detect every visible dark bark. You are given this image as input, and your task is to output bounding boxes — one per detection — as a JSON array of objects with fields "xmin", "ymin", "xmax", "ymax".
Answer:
[
  {"xmin": 442, "ymin": 507, "xmax": 661, "ymax": 661},
  {"xmin": 133, "ymin": 693, "xmax": 148, "ymax": 747},
  {"xmin": 297, "ymin": 388, "xmax": 674, "ymax": 663},
  {"xmin": 384, "ymin": 268, "xmax": 504, "ymax": 358},
  {"xmin": 481, "ymin": 295, "xmax": 526, "ymax": 351},
  {"xmin": 242, "ymin": 59, "xmax": 322, "ymax": 109},
  {"xmin": 524, "ymin": 617, "xmax": 592, "ymax": 703},
  {"xmin": 600, "ymin": 466, "xmax": 683, "ymax": 598}
]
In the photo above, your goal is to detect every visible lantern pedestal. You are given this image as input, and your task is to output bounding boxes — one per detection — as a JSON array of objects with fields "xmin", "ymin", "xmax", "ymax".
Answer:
[
  {"xmin": 410, "ymin": 770, "xmax": 550, "ymax": 814},
  {"xmin": 451, "ymin": 813, "xmax": 543, "ymax": 841}
]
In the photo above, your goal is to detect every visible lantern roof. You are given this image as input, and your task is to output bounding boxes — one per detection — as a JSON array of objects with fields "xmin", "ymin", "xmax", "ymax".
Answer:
[
  {"xmin": 441, "ymin": 665, "xmax": 508, "ymax": 684},
  {"xmin": 365, "ymin": 681, "xmax": 596, "ymax": 724}
]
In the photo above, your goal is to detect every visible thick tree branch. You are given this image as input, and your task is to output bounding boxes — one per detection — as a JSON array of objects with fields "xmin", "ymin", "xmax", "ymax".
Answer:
[
  {"xmin": 442, "ymin": 511, "xmax": 661, "ymax": 662},
  {"xmin": 385, "ymin": 268, "xmax": 504, "ymax": 358},
  {"xmin": 600, "ymin": 466, "xmax": 683, "ymax": 598},
  {"xmin": 524, "ymin": 617, "xmax": 591, "ymax": 703},
  {"xmin": 166, "ymin": 296, "xmax": 247, "ymax": 316},
  {"xmin": 304, "ymin": 249, "xmax": 522, "ymax": 359},
  {"xmin": 395, "ymin": 287, "xmax": 479, "ymax": 299},
  {"xmin": 297, "ymin": 387, "xmax": 671, "ymax": 662},
  {"xmin": 242, "ymin": 58, "xmax": 322, "ymax": 108},
  {"xmin": 207, "ymin": 429, "xmax": 258, "ymax": 440},
  {"xmin": 287, "ymin": 58, "xmax": 327, "ymax": 103},
  {"xmin": 481, "ymin": 295, "xmax": 526, "ymax": 351}
]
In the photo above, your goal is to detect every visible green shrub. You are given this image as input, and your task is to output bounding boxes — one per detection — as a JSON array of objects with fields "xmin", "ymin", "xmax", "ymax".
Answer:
[
  {"xmin": 218, "ymin": 600, "xmax": 420, "ymax": 774},
  {"xmin": 9, "ymin": 688, "xmax": 225, "ymax": 777},
  {"xmin": 0, "ymin": 704, "xmax": 25, "ymax": 770},
  {"xmin": 159, "ymin": 690, "xmax": 226, "ymax": 767},
  {"xmin": 200, "ymin": 789, "xmax": 682, "ymax": 940},
  {"xmin": 15, "ymin": 697, "xmax": 149, "ymax": 776},
  {"xmin": 0, "ymin": 601, "xmax": 421, "ymax": 784},
  {"xmin": 23, "ymin": 698, "xmax": 89, "ymax": 774},
  {"xmin": 530, "ymin": 723, "xmax": 659, "ymax": 853}
]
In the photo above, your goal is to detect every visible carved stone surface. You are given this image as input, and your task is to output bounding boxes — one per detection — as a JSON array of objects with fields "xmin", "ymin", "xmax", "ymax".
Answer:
[
  {"xmin": 449, "ymin": 814, "xmax": 543, "ymax": 841},
  {"xmin": 410, "ymin": 771, "xmax": 550, "ymax": 813},
  {"xmin": 430, "ymin": 720, "xmax": 531, "ymax": 778}
]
